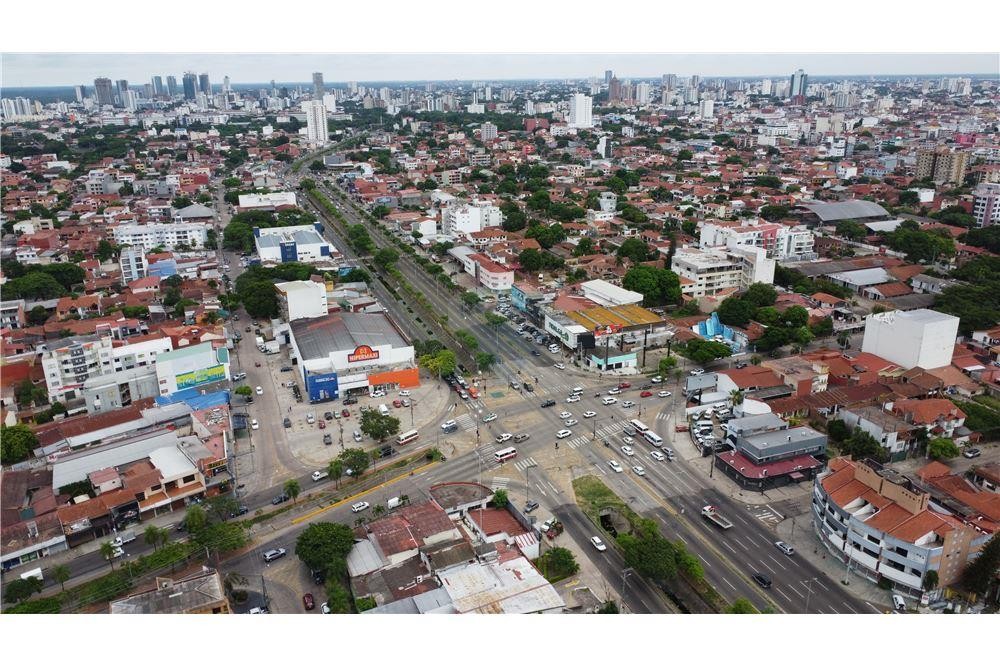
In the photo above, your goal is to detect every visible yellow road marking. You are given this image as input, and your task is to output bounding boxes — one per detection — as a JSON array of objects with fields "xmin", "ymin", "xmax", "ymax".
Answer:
[{"xmin": 291, "ymin": 461, "xmax": 441, "ymax": 525}]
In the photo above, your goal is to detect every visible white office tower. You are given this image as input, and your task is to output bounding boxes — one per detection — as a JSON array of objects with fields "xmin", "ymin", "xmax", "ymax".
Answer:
[
  {"xmin": 635, "ymin": 82, "xmax": 651, "ymax": 105},
  {"xmin": 699, "ymin": 99, "xmax": 715, "ymax": 119},
  {"xmin": 568, "ymin": 93, "xmax": 593, "ymax": 128},
  {"xmin": 596, "ymin": 136, "xmax": 608, "ymax": 158},
  {"xmin": 760, "ymin": 79, "xmax": 772, "ymax": 96},
  {"xmin": 304, "ymin": 100, "xmax": 329, "ymax": 146},
  {"xmin": 323, "ymin": 93, "xmax": 339, "ymax": 113},
  {"xmin": 524, "ymin": 100, "xmax": 535, "ymax": 115},
  {"xmin": 480, "ymin": 122, "xmax": 498, "ymax": 142}
]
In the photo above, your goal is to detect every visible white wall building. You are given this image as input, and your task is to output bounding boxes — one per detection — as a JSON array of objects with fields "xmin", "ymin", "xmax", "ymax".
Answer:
[
  {"xmin": 41, "ymin": 336, "xmax": 115, "ymax": 403},
  {"xmin": 568, "ymin": 93, "xmax": 593, "ymax": 129},
  {"xmin": 479, "ymin": 122, "xmax": 498, "ymax": 142},
  {"xmin": 111, "ymin": 336, "xmax": 173, "ymax": 373},
  {"xmin": 698, "ymin": 99, "xmax": 715, "ymax": 119},
  {"xmin": 275, "ymin": 280, "xmax": 329, "ymax": 321},
  {"xmin": 861, "ymin": 309, "xmax": 959, "ymax": 370},
  {"xmin": 112, "ymin": 222, "xmax": 208, "ymax": 252},
  {"xmin": 579, "ymin": 279, "xmax": 643, "ymax": 307},
  {"xmin": 237, "ymin": 191, "xmax": 298, "ymax": 210},
  {"xmin": 254, "ymin": 225, "xmax": 336, "ymax": 264},
  {"xmin": 670, "ymin": 245, "xmax": 775, "ymax": 299},
  {"xmin": 441, "ymin": 199, "xmax": 504, "ymax": 236},
  {"xmin": 119, "ymin": 248, "xmax": 148, "ymax": 285},
  {"xmin": 154, "ymin": 341, "xmax": 231, "ymax": 396},
  {"xmin": 699, "ymin": 220, "xmax": 815, "ymax": 261},
  {"xmin": 973, "ymin": 182, "xmax": 1000, "ymax": 227},
  {"xmin": 303, "ymin": 100, "xmax": 329, "ymax": 146}
]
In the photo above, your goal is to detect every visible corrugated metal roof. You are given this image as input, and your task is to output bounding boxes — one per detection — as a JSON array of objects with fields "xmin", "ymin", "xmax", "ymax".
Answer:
[{"xmin": 799, "ymin": 199, "xmax": 889, "ymax": 222}]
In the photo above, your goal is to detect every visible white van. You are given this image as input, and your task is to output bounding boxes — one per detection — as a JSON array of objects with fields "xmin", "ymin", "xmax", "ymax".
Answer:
[
  {"xmin": 387, "ymin": 497, "xmax": 402, "ymax": 509},
  {"xmin": 601, "ymin": 396, "xmax": 617, "ymax": 405},
  {"xmin": 643, "ymin": 431, "xmax": 664, "ymax": 447},
  {"xmin": 378, "ymin": 404, "xmax": 390, "ymax": 416},
  {"xmin": 695, "ymin": 420, "xmax": 714, "ymax": 429}
]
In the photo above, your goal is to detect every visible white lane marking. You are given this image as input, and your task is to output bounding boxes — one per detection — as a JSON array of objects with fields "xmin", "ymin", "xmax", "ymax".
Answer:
[
  {"xmin": 721, "ymin": 577, "xmax": 737, "ymax": 590},
  {"xmin": 758, "ymin": 559, "xmax": 776, "ymax": 574},
  {"xmin": 731, "ymin": 536, "xmax": 751, "ymax": 551},
  {"xmin": 789, "ymin": 584, "xmax": 806, "ymax": 599},
  {"xmin": 722, "ymin": 541, "xmax": 738, "ymax": 555},
  {"xmin": 765, "ymin": 504, "xmax": 785, "ymax": 520},
  {"xmin": 767, "ymin": 554, "xmax": 788, "ymax": 571},
  {"xmin": 814, "ymin": 579, "xmax": 830, "ymax": 592},
  {"xmin": 828, "ymin": 605, "xmax": 839, "ymax": 614},
  {"xmin": 777, "ymin": 588, "xmax": 793, "ymax": 603},
  {"xmin": 866, "ymin": 601, "xmax": 881, "ymax": 613}
]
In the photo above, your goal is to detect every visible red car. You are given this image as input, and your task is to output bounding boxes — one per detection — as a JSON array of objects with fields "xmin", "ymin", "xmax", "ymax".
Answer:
[
  {"xmin": 318, "ymin": 420, "xmax": 326, "ymax": 429},
  {"xmin": 640, "ymin": 390, "xmax": 653, "ymax": 398},
  {"xmin": 341, "ymin": 409, "xmax": 350, "ymax": 418},
  {"xmin": 392, "ymin": 399, "xmax": 403, "ymax": 408},
  {"xmin": 618, "ymin": 382, "xmax": 631, "ymax": 389},
  {"xmin": 302, "ymin": 593, "xmax": 315, "ymax": 611}
]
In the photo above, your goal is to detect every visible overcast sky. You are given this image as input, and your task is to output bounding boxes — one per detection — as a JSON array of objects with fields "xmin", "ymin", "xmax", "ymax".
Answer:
[{"xmin": 3, "ymin": 53, "xmax": 996, "ymax": 87}]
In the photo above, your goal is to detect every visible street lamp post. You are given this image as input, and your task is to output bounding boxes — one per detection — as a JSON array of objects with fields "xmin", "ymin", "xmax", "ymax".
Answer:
[
  {"xmin": 802, "ymin": 577, "xmax": 818, "ymax": 612},
  {"xmin": 621, "ymin": 567, "xmax": 634, "ymax": 604}
]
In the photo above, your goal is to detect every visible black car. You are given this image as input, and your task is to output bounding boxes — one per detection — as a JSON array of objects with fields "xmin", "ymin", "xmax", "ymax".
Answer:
[
  {"xmin": 311, "ymin": 569, "xmax": 326, "ymax": 585},
  {"xmin": 231, "ymin": 505, "xmax": 249, "ymax": 518},
  {"xmin": 734, "ymin": 361, "xmax": 748, "ymax": 369},
  {"xmin": 283, "ymin": 417, "xmax": 292, "ymax": 428},
  {"xmin": 272, "ymin": 494, "xmax": 289, "ymax": 505},
  {"xmin": 523, "ymin": 382, "xmax": 534, "ymax": 392},
  {"xmin": 323, "ymin": 411, "xmax": 334, "ymax": 420},
  {"xmin": 531, "ymin": 350, "xmax": 541, "ymax": 356},
  {"xmin": 540, "ymin": 399, "xmax": 556, "ymax": 408},
  {"xmin": 523, "ymin": 500, "xmax": 539, "ymax": 514},
  {"xmin": 323, "ymin": 434, "xmax": 333, "ymax": 445},
  {"xmin": 752, "ymin": 572, "xmax": 772, "ymax": 589},
  {"xmin": 343, "ymin": 397, "xmax": 358, "ymax": 405},
  {"xmin": 280, "ymin": 366, "xmax": 293, "ymax": 372},
  {"xmin": 640, "ymin": 384, "xmax": 651, "ymax": 390}
]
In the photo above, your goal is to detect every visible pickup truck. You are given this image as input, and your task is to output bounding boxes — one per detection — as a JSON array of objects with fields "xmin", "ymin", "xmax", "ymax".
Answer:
[
  {"xmin": 311, "ymin": 470, "xmax": 329, "ymax": 482},
  {"xmin": 701, "ymin": 505, "xmax": 734, "ymax": 530},
  {"xmin": 111, "ymin": 530, "xmax": 136, "ymax": 547}
]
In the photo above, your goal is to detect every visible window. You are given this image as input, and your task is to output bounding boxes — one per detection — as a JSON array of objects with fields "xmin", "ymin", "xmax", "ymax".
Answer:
[{"xmin": 182, "ymin": 474, "xmax": 196, "ymax": 484}]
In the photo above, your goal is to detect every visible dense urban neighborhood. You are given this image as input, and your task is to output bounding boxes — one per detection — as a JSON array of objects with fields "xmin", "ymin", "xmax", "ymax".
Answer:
[{"xmin": 3, "ymin": 61, "xmax": 1000, "ymax": 619}]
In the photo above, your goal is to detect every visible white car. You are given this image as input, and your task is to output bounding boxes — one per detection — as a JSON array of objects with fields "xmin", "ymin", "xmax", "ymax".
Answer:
[
  {"xmin": 554, "ymin": 363, "xmax": 565, "ymax": 370},
  {"xmin": 371, "ymin": 390, "xmax": 386, "ymax": 398},
  {"xmin": 591, "ymin": 536, "xmax": 607, "ymax": 552},
  {"xmin": 351, "ymin": 501, "xmax": 370, "ymax": 513},
  {"xmin": 621, "ymin": 445, "xmax": 634, "ymax": 456},
  {"xmin": 398, "ymin": 390, "xmax": 411, "ymax": 397},
  {"xmin": 496, "ymin": 432, "xmax": 513, "ymax": 443},
  {"xmin": 658, "ymin": 390, "xmax": 672, "ymax": 398},
  {"xmin": 622, "ymin": 436, "xmax": 635, "ymax": 446},
  {"xmin": 250, "ymin": 419, "xmax": 259, "ymax": 430},
  {"xmin": 255, "ymin": 386, "xmax": 263, "ymax": 395},
  {"xmin": 441, "ymin": 419, "xmax": 457, "ymax": 430},
  {"xmin": 607, "ymin": 387, "xmax": 621, "ymax": 395},
  {"xmin": 650, "ymin": 376, "xmax": 663, "ymax": 384},
  {"xmin": 649, "ymin": 450, "xmax": 665, "ymax": 461},
  {"xmin": 559, "ymin": 411, "xmax": 573, "ymax": 419},
  {"xmin": 632, "ymin": 465, "xmax": 646, "ymax": 476},
  {"xmin": 608, "ymin": 460, "xmax": 624, "ymax": 473},
  {"xmin": 621, "ymin": 400, "xmax": 635, "ymax": 409},
  {"xmin": 564, "ymin": 419, "xmax": 578, "ymax": 427},
  {"xmin": 482, "ymin": 413, "xmax": 498, "ymax": 423},
  {"xmin": 556, "ymin": 429, "xmax": 572, "ymax": 439},
  {"xmin": 566, "ymin": 395, "xmax": 581, "ymax": 403},
  {"xmin": 582, "ymin": 410, "xmax": 596, "ymax": 419},
  {"xmin": 689, "ymin": 368, "xmax": 706, "ymax": 376},
  {"xmin": 601, "ymin": 397, "xmax": 617, "ymax": 405}
]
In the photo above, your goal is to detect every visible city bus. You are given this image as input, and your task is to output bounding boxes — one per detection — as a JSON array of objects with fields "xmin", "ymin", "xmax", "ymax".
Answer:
[
  {"xmin": 494, "ymin": 447, "xmax": 518, "ymax": 463},
  {"xmin": 642, "ymin": 431, "xmax": 664, "ymax": 447},
  {"xmin": 396, "ymin": 429, "xmax": 420, "ymax": 446},
  {"xmin": 629, "ymin": 419, "xmax": 651, "ymax": 433}
]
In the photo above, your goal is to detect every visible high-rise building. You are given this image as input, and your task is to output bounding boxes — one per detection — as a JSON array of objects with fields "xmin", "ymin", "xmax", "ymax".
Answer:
[
  {"xmin": 480, "ymin": 122, "xmax": 498, "ymax": 142},
  {"xmin": 608, "ymin": 77, "xmax": 622, "ymax": 103},
  {"xmin": 166, "ymin": 76, "xmax": 178, "ymax": 97},
  {"xmin": 690, "ymin": 75, "xmax": 700, "ymax": 90},
  {"xmin": 303, "ymin": 100, "xmax": 329, "ymax": 146},
  {"xmin": 198, "ymin": 73, "xmax": 211, "ymax": 94},
  {"xmin": 635, "ymin": 82, "xmax": 651, "ymax": 105},
  {"xmin": 312, "ymin": 72, "xmax": 324, "ymax": 98},
  {"xmin": 790, "ymin": 69, "xmax": 808, "ymax": 100},
  {"xmin": 661, "ymin": 73, "xmax": 677, "ymax": 90},
  {"xmin": 698, "ymin": 99, "xmax": 715, "ymax": 119},
  {"xmin": 74, "ymin": 85, "xmax": 87, "ymax": 103},
  {"xmin": 322, "ymin": 93, "xmax": 338, "ymax": 113},
  {"xmin": 182, "ymin": 72, "xmax": 197, "ymax": 100},
  {"xmin": 568, "ymin": 93, "xmax": 593, "ymax": 128},
  {"xmin": 605, "ymin": 70, "xmax": 614, "ymax": 85},
  {"xmin": 916, "ymin": 149, "xmax": 969, "ymax": 185},
  {"xmin": 973, "ymin": 183, "xmax": 1000, "ymax": 227},
  {"xmin": 115, "ymin": 79, "xmax": 129, "ymax": 100},
  {"xmin": 223, "ymin": 76, "xmax": 231, "ymax": 93},
  {"xmin": 759, "ymin": 78, "xmax": 772, "ymax": 96},
  {"xmin": 151, "ymin": 76, "xmax": 164, "ymax": 97},
  {"xmin": 94, "ymin": 77, "xmax": 114, "ymax": 106},
  {"xmin": 124, "ymin": 90, "xmax": 140, "ymax": 112}
]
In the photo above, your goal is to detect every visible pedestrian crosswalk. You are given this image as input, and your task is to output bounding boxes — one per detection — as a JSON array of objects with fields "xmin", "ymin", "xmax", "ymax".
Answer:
[
  {"xmin": 751, "ymin": 505, "xmax": 783, "ymax": 526},
  {"xmin": 455, "ymin": 413, "xmax": 476, "ymax": 431},
  {"xmin": 513, "ymin": 456, "xmax": 538, "ymax": 472},
  {"xmin": 490, "ymin": 477, "xmax": 509, "ymax": 491}
]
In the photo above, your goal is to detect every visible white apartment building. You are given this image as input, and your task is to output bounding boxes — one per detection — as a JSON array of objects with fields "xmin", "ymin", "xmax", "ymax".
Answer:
[
  {"xmin": 237, "ymin": 191, "xmax": 298, "ymax": 210},
  {"xmin": 698, "ymin": 99, "xmax": 715, "ymax": 119},
  {"xmin": 635, "ymin": 83, "xmax": 651, "ymax": 105},
  {"xmin": 670, "ymin": 245, "xmax": 775, "ymax": 299},
  {"xmin": 861, "ymin": 309, "xmax": 959, "ymax": 370},
  {"xmin": 254, "ymin": 225, "xmax": 336, "ymax": 264},
  {"xmin": 973, "ymin": 182, "xmax": 1000, "ymax": 227},
  {"xmin": 568, "ymin": 93, "xmax": 593, "ymax": 129},
  {"xmin": 119, "ymin": 247, "xmax": 148, "ymax": 285},
  {"xmin": 112, "ymin": 222, "xmax": 208, "ymax": 252},
  {"xmin": 303, "ymin": 100, "xmax": 329, "ymax": 146},
  {"xmin": 699, "ymin": 220, "xmax": 815, "ymax": 261},
  {"xmin": 112, "ymin": 336, "xmax": 173, "ymax": 372},
  {"xmin": 480, "ymin": 122, "xmax": 498, "ymax": 142},
  {"xmin": 41, "ymin": 336, "xmax": 116, "ymax": 402},
  {"xmin": 275, "ymin": 280, "xmax": 329, "ymax": 321},
  {"xmin": 441, "ymin": 199, "xmax": 504, "ymax": 236}
]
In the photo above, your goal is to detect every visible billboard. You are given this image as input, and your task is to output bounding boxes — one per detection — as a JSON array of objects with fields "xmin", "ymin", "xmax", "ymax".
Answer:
[
  {"xmin": 307, "ymin": 371, "xmax": 339, "ymax": 402},
  {"xmin": 175, "ymin": 364, "xmax": 227, "ymax": 390},
  {"xmin": 347, "ymin": 345, "xmax": 380, "ymax": 363}
]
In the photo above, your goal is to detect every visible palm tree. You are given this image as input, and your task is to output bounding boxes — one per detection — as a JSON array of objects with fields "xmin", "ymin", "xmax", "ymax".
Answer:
[
  {"xmin": 223, "ymin": 571, "xmax": 248, "ymax": 599},
  {"xmin": 373, "ymin": 504, "xmax": 386, "ymax": 518},
  {"xmin": 328, "ymin": 459, "xmax": 344, "ymax": 489},
  {"xmin": 99, "ymin": 541, "xmax": 116, "ymax": 570},
  {"xmin": 284, "ymin": 478, "xmax": 301, "ymax": 505},
  {"xmin": 729, "ymin": 389, "xmax": 744, "ymax": 407},
  {"xmin": 52, "ymin": 564, "xmax": 71, "ymax": 592},
  {"xmin": 144, "ymin": 525, "xmax": 164, "ymax": 552}
]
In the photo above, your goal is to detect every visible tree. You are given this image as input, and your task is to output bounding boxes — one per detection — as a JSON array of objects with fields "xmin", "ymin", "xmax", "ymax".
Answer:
[
  {"xmin": 826, "ymin": 419, "xmax": 851, "ymax": 443},
  {"xmin": 898, "ymin": 190, "xmax": 920, "ymax": 207},
  {"xmin": 729, "ymin": 389, "xmax": 744, "ymax": 406},
  {"xmin": 4, "ymin": 576, "xmax": 43, "ymax": 603},
  {"xmin": 223, "ymin": 571, "xmax": 249, "ymax": 599},
  {"xmin": 26, "ymin": 305, "xmax": 50, "ymax": 326},
  {"xmin": 328, "ymin": 459, "xmax": 344, "ymax": 488},
  {"xmin": 622, "ymin": 266, "xmax": 681, "ymax": 307},
  {"xmin": 419, "ymin": 349, "xmax": 457, "ymax": 379},
  {"xmin": 842, "ymin": 428, "xmax": 888, "ymax": 462},
  {"xmin": 927, "ymin": 437, "xmax": 960, "ymax": 460},
  {"xmin": 461, "ymin": 291, "xmax": 481, "ymax": 307},
  {"xmin": 759, "ymin": 204, "xmax": 789, "ymax": 221},
  {"xmin": 234, "ymin": 385, "xmax": 253, "ymax": 398},
  {"xmin": 359, "ymin": 410, "xmax": 401, "ymax": 443},
  {"xmin": 744, "ymin": 283, "xmax": 777, "ymax": 308},
  {"xmin": 725, "ymin": 598, "xmax": 759, "ymax": 614},
  {"xmin": 52, "ymin": 564, "xmax": 71, "ymax": 592},
  {"xmin": 96, "ymin": 240, "xmax": 119, "ymax": 262},
  {"xmin": 683, "ymin": 339, "xmax": 732, "ymax": 365},
  {"xmin": 372, "ymin": 247, "xmax": 400, "ymax": 269},
  {"xmin": 371, "ymin": 205, "xmax": 391, "ymax": 219},
  {"xmin": 295, "ymin": 522, "xmax": 356, "ymax": 572},
  {"xmin": 205, "ymin": 496, "xmax": 239, "ymax": 522},
  {"xmin": 836, "ymin": 220, "xmax": 867, "ymax": 241},
  {"xmin": 475, "ymin": 352, "xmax": 497, "ymax": 371},
  {"xmin": 0, "ymin": 424, "xmax": 38, "ymax": 465},
  {"xmin": 100, "ymin": 541, "xmax": 117, "ymax": 570},
  {"xmin": 309, "ymin": 160, "xmax": 325, "ymax": 172},
  {"xmin": 144, "ymin": 524, "xmax": 166, "ymax": 552},
  {"xmin": 617, "ymin": 518, "xmax": 678, "ymax": 581},
  {"xmin": 573, "ymin": 237, "xmax": 595, "ymax": 257},
  {"xmin": 922, "ymin": 570, "xmax": 939, "ymax": 592},
  {"xmin": 184, "ymin": 505, "xmax": 208, "ymax": 534},
  {"xmin": 717, "ymin": 297, "xmax": 755, "ymax": 328},
  {"xmin": 657, "ymin": 356, "xmax": 677, "ymax": 377},
  {"xmin": 961, "ymin": 533, "xmax": 1000, "ymax": 595},
  {"xmin": 284, "ymin": 478, "xmax": 301, "ymax": 505},
  {"xmin": 492, "ymin": 488, "xmax": 509, "ymax": 508},
  {"xmin": 616, "ymin": 237, "xmax": 651, "ymax": 264},
  {"xmin": 339, "ymin": 448, "xmax": 370, "ymax": 478},
  {"xmin": 325, "ymin": 579, "xmax": 352, "ymax": 613},
  {"xmin": 537, "ymin": 546, "xmax": 580, "ymax": 580}
]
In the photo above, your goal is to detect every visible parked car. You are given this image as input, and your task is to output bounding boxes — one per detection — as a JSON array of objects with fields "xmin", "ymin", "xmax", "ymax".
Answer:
[
  {"xmin": 513, "ymin": 433, "xmax": 531, "ymax": 443},
  {"xmin": 250, "ymin": 419, "xmax": 259, "ymax": 430},
  {"xmin": 398, "ymin": 390, "xmax": 411, "ymax": 397},
  {"xmin": 342, "ymin": 409, "xmax": 351, "ymax": 418},
  {"xmin": 556, "ymin": 429, "xmax": 572, "ymax": 439},
  {"xmin": 618, "ymin": 382, "xmax": 631, "ymax": 389},
  {"xmin": 564, "ymin": 419, "xmax": 578, "ymax": 427},
  {"xmin": 393, "ymin": 399, "xmax": 403, "ymax": 408},
  {"xmin": 283, "ymin": 417, "xmax": 292, "ymax": 428},
  {"xmin": 323, "ymin": 434, "xmax": 333, "ymax": 445},
  {"xmin": 963, "ymin": 447, "xmax": 982, "ymax": 458},
  {"xmin": 559, "ymin": 411, "xmax": 572, "ymax": 419},
  {"xmin": 262, "ymin": 548, "xmax": 287, "ymax": 562},
  {"xmin": 689, "ymin": 368, "xmax": 706, "ymax": 376},
  {"xmin": 323, "ymin": 411, "xmax": 334, "ymax": 420},
  {"xmin": 658, "ymin": 390, "xmax": 672, "ymax": 398},
  {"xmin": 303, "ymin": 593, "xmax": 315, "ymax": 611},
  {"xmin": 523, "ymin": 500, "xmax": 539, "ymax": 514},
  {"xmin": 318, "ymin": 420, "xmax": 326, "ymax": 429},
  {"xmin": 583, "ymin": 410, "xmax": 596, "ymax": 418},
  {"xmin": 650, "ymin": 376, "xmax": 663, "ymax": 383},
  {"xmin": 271, "ymin": 494, "xmax": 289, "ymax": 505},
  {"xmin": 255, "ymin": 386, "xmax": 263, "ymax": 395},
  {"xmin": 351, "ymin": 501, "xmax": 370, "ymax": 513},
  {"xmin": 554, "ymin": 363, "xmax": 566, "ymax": 370},
  {"xmin": 640, "ymin": 391, "xmax": 653, "ymax": 398}
]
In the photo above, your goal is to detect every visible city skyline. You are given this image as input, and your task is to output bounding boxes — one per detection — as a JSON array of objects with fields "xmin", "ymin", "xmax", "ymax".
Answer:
[{"xmin": 2, "ymin": 52, "xmax": 997, "ymax": 87}]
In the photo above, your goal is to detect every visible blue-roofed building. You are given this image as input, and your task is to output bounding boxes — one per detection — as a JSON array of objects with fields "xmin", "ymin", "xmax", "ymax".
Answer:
[
  {"xmin": 693, "ymin": 312, "xmax": 746, "ymax": 352},
  {"xmin": 254, "ymin": 224, "xmax": 338, "ymax": 264}
]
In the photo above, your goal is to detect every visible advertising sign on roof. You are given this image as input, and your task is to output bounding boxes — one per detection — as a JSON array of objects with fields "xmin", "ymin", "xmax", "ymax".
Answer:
[{"xmin": 347, "ymin": 345, "xmax": 380, "ymax": 363}]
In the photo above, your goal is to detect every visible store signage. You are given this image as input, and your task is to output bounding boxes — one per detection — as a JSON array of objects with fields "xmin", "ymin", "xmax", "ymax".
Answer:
[{"xmin": 347, "ymin": 345, "xmax": 380, "ymax": 363}]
